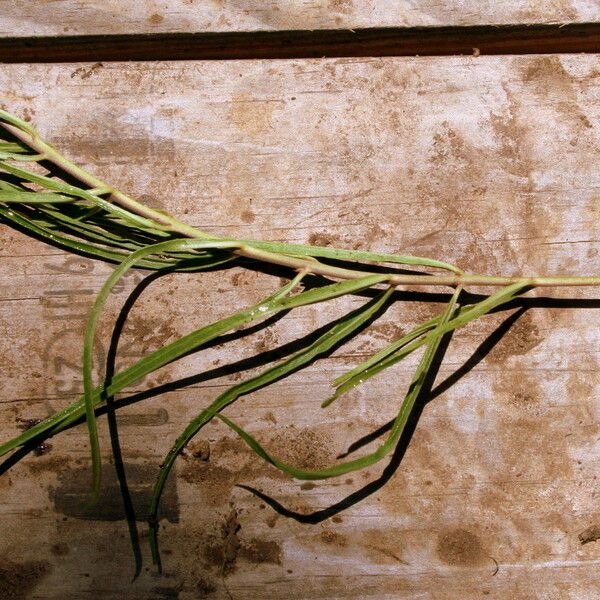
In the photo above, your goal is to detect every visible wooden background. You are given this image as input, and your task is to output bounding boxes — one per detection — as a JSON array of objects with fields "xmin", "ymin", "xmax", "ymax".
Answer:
[
  {"xmin": 1, "ymin": 4, "xmax": 599, "ymax": 600},
  {"xmin": 3, "ymin": 1, "xmax": 599, "ymax": 36}
]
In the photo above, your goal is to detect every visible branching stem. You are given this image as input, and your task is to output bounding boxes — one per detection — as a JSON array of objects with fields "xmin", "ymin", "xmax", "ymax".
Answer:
[{"xmin": 2, "ymin": 118, "xmax": 599, "ymax": 289}]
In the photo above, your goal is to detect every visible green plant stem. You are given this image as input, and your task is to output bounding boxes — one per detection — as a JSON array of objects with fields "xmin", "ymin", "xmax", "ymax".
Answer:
[{"xmin": 2, "ymin": 118, "xmax": 599, "ymax": 289}]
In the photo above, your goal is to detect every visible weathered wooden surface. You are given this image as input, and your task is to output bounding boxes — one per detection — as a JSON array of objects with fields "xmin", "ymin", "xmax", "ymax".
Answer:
[
  {"xmin": 1, "ymin": 1, "xmax": 599, "ymax": 37},
  {"xmin": 0, "ymin": 56, "xmax": 599, "ymax": 599}
]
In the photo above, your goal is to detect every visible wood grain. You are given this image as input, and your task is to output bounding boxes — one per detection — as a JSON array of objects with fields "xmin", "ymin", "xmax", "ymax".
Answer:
[
  {"xmin": 0, "ymin": 56, "xmax": 599, "ymax": 599},
  {"xmin": 1, "ymin": 0, "xmax": 599, "ymax": 37}
]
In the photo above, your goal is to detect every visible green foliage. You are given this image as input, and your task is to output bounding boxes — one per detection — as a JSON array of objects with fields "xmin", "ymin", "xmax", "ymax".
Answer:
[{"xmin": 0, "ymin": 109, "xmax": 594, "ymax": 571}]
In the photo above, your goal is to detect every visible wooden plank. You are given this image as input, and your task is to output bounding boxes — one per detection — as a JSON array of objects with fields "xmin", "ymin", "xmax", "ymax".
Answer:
[
  {"xmin": 0, "ymin": 55, "xmax": 599, "ymax": 599},
  {"xmin": 1, "ymin": 1, "xmax": 599, "ymax": 38}
]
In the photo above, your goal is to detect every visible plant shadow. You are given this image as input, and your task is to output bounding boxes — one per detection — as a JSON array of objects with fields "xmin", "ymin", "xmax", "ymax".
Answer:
[{"xmin": 1, "ymin": 259, "xmax": 600, "ymax": 570}]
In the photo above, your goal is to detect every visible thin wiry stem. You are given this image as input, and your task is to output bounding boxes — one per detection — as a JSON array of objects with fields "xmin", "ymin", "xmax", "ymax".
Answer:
[{"xmin": 2, "ymin": 112, "xmax": 599, "ymax": 289}]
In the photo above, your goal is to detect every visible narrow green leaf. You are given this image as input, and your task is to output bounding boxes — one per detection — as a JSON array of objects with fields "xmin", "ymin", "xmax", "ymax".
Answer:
[
  {"xmin": 82, "ymin": 238, "xmax": 244, "ymax": 500},
  {"xmin": 332, "ymin": 316, "xmax": 439, "ymax": 387},
  {"xmin": 0, "ymin": 108, "xmax": 36, "ymax": 134},
  {"xmin": 0, "ymin": 160, "xmax": 169, "ymax": 234},
  {"xmin": 0, "ymin": 207, "xmax": 171, "ymax": 268},
  {"xmin": 215, "ymin": 286, "xmax": 462, "ymax": 482},
  {"xmin": 0, "ymin": 271, "xmax": 384, "ymax": 460},
  {"xmin": 0, "ymin": 142, "xmax": 30, "ymax": 153},
  {"xmin": 147, "ymin": 285, "xmax": 395, "ymax": 566},
  {"xmin": 0, "ymin": 190, "xmax": 74, "ymax": 203},
  {"xmin": 329, "ymin": 281, "xmax": 530, "ymax": 402},
  {"xmin": 0, "ymin": 151, "xmax": 45, "ymax": 162},
  {"xmin": 239, "ymin": 239, "xmax": 463, "ymax": 274}
]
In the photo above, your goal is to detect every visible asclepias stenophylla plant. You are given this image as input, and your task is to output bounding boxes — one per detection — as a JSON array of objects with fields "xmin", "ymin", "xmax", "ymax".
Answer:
[{"xmin": 0, "ymin": 109, "xmax": 598, "ymax": 570}]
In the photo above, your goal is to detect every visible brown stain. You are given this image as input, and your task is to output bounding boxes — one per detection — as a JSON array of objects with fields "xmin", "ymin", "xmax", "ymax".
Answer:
[
  {"xmin": 196, "ymin": 576, "xmax": 217, "ymax": 597},
  {"xmin": 254, "ymin": 328, "xmax": 278, "ymax": 353},
  {"xmin": 377, "ymin": 429, "xmax": 437, "ymax": 503},
  {"xmin": 579, "ymin": 524, "xmax": 600, "ymax": 545},
  {"xmin": 265, "ymin": 513, "xmax": 279, "ymax": 528},
  {"xmin": 181, "ymin": 427, "xmax": 335, "ymax": 508},
  {"xmin": 436, "ymin": 528, "xmax": 486, "ymax": 566},
  {"xmin": 522, "ymin": 56, "xmax": 572, "ymax": 93},
  {"xmin": 308, "ymin": 232, "xmax": 338, "ymax": 247},
  {"xmin": 268, "ymin": 425, "xmax": 336, "ymax": 471},
  {"xmin": 239, "ymin": 538, "xmax": 282, "ymax": 564},
  {"xmin": 431, "ymin": 123, "xmax": 471, "ymax": 166},
  {"xmin": 26, "ymin": 455, "xmax": 63, "ymax": 474},
  {"xmin": 492, "ymin": 372, "xmax": 545, "ymax": 416},
  {"xmin": 241, "ymin": 209, "xmax": 255, "ymax": 223},
  {"xmin": 486, "ymin": 310, "xmax": 543, "ymax": 364},
  {"xmin": 70, "ymin": 62, "xmax": 103, "ymax": 80},
  {"xmin": 229, "ymin": 269, "xmax": 259, "ymax": 288},
  {"xmin": 221, "ymin": 509, "xmax": 241, "ymax": 575},
  {"xmin": 518, "ymin": 0, "xmax": 577, "ymax": 21},
  {"xmin": 0, "ymin": 560, "xmax": 50, "ymax": 600},
  {"xmin": 566, "ymin": 372, "xmax": 594, "ymax": 402},
  {"xmin": 494, "ymin": 407, "xmax": 574, "ymax": 483},
  {"xmin": 149, "ymin": 13, "xmax": 165, "ymax": 24},
  {"xmin": 410, "ymin": 301, "xmax": 442, "ymax": 324},
  {"xmin": 202, "ymin": 531, "xmax": 281, "ymax": 572},
  {"xmin": 54, "ymin": 124, "xmax": 179, "ymax": 168},
  {"xmin": 229, "ymin": 92, "xmax": 277, "ymax": 138},
  {"xmin": 180, "ymin": 436, "xmax": 289, "ymax": 507},
  {"xmin": 520, "ymin": 56, "xmax": 593, "ymax": 133},
  {"xmin": 50, "ymin": 463, "xmax": 179, "ymax": 522},
  {"xmin": 186, "ymin": 439, "xmax": 211, "ymax": 461},
  {"xmin": 489, "ymin": 86, "xmax": 532, "ymax": 180},
  {"xmin": 50, "ymin": 543, "xmax": 69, "ymax": 556},
  {"xmin": 264, "ymin": 411, "xmax": 277, "ymax": 424},
  {"xmin": 0, "ymin": 473, "xmax": 12, "ymax": 491},
  {"xmin": 456, "ymin": 240, "xmax": 492, "ymax": 274},
  {"xmin": 105, "ymin": 312, "xmax": 178, "ymax": 376},
  {"xmin": 413, "ymin": 119, "xmax": 503, "ymax": 270},
  {"xmin": 368, "ymin": 321, "xmax": 405, "ymax": 342},
  {"xmin": 359, "ymin": 529, "xmax": 409, "ymax": 565},
  {"xmin": 320, "ymin": 530, "xmax": 348, "ymax": 547},
  {"xmin": 328, "ymin": 0, "xmax": 354, "ymax": 14},
  {"xmin": 137, "ymin": 193, "xmax": 167, "ymax": 212},
  {"xmin": 21, "ymin": 106, "xmax": 35, "ymax": 122},
  {"xmin": 300, "ymin": 482, "xmax": 316, "ymax": 490}
]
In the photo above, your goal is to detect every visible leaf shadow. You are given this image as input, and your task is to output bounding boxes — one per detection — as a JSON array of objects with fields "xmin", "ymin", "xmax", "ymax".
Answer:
[
  {"xmin": 233, "ymin": 298, "xmax": 594, "ymax": 523},
  {"xmin": 1, "ymin": 260, "xmax": 599, "ymax": 563}
]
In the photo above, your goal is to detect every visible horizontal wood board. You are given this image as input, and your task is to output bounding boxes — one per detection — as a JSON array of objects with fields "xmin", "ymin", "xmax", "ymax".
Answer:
[
  {"xmin": 0, "ymin": 56, "xmax": 599, "ymax": 599},
  {"xmin": 1, "ymin": 1, "xmax": 599, "ymax": 37}
]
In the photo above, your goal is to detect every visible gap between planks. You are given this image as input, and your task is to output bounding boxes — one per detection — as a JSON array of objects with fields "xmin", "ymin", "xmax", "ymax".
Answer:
[{"xmin": 1, "ymin": 23, "xmax": 600, "ymax": 63}]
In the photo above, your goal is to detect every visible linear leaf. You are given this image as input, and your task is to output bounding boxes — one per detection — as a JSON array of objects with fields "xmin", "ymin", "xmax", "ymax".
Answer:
[
  {"xmin": 0, "ymin": 160, "xmax": 169, "ymax": 234},
  {"xmin": 0, "ymin": 190, "xmax": 74, "ymax": 203},
  {"xmin": 82, "ymin": 238, "xmax": 245, "ymax": 500},
  {"xmin": 329, "ymin": 281, "xmax": 530, "ymax": 402},
  {"xmin": 0, "ymin": 273, "xmax": 385, "ymax": 460},
  {"xmin": 147, "ymin": 285, "xmax": 395, "ymax": 567},
  {"xmin": 215, "ymin": 286, "xmax": 462, "ymax": 484},
  {"xmin": 236, "ymin": 238, "xmax": 462, "ymax": 274}
]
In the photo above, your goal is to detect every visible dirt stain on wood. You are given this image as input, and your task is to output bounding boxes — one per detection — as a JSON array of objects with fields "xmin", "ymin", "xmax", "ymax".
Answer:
[
  {"xmin": 229, "ymin": 92, "xmax": 278, "ymax": 138},
  {"xmin": 0, "ymin": 560, "xmax": 50, "ymax": 600},
  {"xmin": 486, "ymin": 310, "xmax": 542, "ymax": 364},
  {"xmin": 436, "ymin": 528, "xmax": 486, "ymax": 566},
  {"xmin": 579, "ymin": 524, "xmax": 600, "ymax": 545}
]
